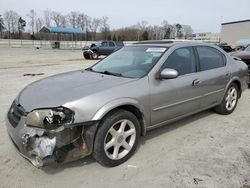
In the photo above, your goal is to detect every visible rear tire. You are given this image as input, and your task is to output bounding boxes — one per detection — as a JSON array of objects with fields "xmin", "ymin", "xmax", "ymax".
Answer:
[
  {"xmin": 214, "ymin": 83, "xmax": 239, "ymax": 115},
  {"xmin": 93, "ymin": 110, "xmax": 140, "ymax": 167}
]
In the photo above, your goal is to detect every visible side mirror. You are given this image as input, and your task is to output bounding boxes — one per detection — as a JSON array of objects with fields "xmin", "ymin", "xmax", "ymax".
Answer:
[{"xmin": 159, "ymin": 68, "xmax": 178, "ymax": 79}]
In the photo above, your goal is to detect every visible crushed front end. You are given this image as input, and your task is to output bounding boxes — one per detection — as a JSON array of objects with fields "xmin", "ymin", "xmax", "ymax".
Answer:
[{"xmin": 5, "ymin": 101, "xmax": 97, "ymax": 168}]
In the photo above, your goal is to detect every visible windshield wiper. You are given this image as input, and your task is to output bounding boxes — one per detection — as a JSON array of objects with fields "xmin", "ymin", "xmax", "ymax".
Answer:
[
  {"xmin": 86, "ymin": 67, "xmax": 99, "ymax": 73},
  {"xmin": 101, "ymin": 70, "xmax": 123, "ymax": 77},
  {"xmin": 85, "ymin": 67, "xmax": 94, "ymax": 71},
  {"xmin": 86, "ymin": 68, "xmax": 123, "ymax": 77}
]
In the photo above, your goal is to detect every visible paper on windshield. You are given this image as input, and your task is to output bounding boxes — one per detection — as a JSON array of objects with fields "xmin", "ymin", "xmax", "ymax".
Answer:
[{"xmin": 146, "ymin": 48, "xmax": 166, "ymax": 53}]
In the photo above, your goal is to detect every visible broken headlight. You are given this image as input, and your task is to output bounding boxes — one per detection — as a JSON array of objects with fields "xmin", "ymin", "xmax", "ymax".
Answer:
[{"xmin": 25, "ymin": 107, "xmax": 74, "ymax": 130}]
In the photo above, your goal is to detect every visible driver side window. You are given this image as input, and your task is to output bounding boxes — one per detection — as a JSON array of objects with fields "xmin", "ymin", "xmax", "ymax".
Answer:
[{"xmin": 162, "ymin": 47, "xmax": 196, "ymax": 76}]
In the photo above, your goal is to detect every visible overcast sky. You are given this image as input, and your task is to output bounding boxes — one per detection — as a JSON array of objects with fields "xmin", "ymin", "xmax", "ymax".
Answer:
[{"xmin": 0, "ymin": 0, "xmax": 250, "ymax": 33}]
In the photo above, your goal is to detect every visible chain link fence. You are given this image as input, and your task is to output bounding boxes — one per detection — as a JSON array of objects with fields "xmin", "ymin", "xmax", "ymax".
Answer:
[{"xmin": 0, "ymin": 39, "xmax": 135, "ymax": 49}]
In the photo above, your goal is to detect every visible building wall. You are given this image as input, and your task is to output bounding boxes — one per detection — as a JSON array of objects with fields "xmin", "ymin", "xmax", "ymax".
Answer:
[
  {"xmin": 193, "ymin": 32, "xmax": 220, "ymax": 43},
  {"xmin": 221, "ymin": 21, "xmax": 250, "ymax": 46}
]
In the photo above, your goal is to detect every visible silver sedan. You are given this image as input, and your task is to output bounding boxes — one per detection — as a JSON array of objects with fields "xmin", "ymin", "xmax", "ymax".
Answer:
[{"xmin": 6, "ymin": 41, "xmax": 248, "ymax": 167}]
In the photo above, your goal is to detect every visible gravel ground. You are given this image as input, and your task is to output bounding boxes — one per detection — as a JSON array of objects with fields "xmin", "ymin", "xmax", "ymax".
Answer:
[{"xmin": 0, "ymin": 48, "xmax": 250, "ymax": 188}]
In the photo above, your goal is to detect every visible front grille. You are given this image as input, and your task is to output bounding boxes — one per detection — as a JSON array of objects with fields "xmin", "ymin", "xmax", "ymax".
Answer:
[{"xmin": 8, "ymin": 102, "xmax": 26, "ymax": 128}]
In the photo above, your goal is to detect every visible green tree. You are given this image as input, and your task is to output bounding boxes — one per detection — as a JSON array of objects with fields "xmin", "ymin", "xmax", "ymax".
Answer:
[
  {"xmin": 112, "ymin": 34, "xmax": 117, "ymax": 41},
  {"xmin": 18, "ymin": 17, "xmax": 26, "ymax": 39},
  {"xmin": 141, "ymin": 30, "xmax": 149, "ymax": 40},
  {"xmin": 118, "ymin": 35, "xmax": 122, "ymax": 41},
  {"xmin": 175, "ymin": 24, "xmax": 183, "ymax": 39},
  {"xmin": 164, "ymin": 27, "xmax": 171, "ymax": 39},
  {"xmin": 18, "ymin": 17, "xmax": 26, "ymax": 31},
  {"xmin": 107, "ymin": 34, "xmax": 112, "ymax": 40}
]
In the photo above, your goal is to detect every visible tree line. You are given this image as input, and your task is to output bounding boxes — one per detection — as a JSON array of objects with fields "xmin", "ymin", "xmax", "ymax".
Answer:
[{"xmin": 0, "ymin": 9, "xmax": 193, "ymax": 41}]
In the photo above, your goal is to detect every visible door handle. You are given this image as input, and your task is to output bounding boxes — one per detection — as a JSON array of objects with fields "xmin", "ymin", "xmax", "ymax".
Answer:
[{"xmin": 193, "ymin": 79, "xmax": 201, "ymax": 86}]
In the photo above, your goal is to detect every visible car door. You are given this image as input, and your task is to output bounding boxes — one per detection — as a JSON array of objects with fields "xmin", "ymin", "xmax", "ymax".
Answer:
[
  {"xmin": 150, "ymin": 47, "xmax": 204, "ymax": 127},
  {"xmin": 99, "ymin": 41, "xmax": 109, "ymax": 55},
  {"xmin": 194, "ymin": 46, "xmax": 230, "ymax": 109},
  {"xmin": 108, "ymin": 41, "xmax": 116, "ymax": 54}
]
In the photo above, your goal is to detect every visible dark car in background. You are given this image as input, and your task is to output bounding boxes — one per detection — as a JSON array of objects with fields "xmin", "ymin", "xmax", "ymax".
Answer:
[
  {"xmin": 83, "ymin": 40, "xmax": 124, "ymax": 60},
  {"xmin": 230, "ymin": 45, "xmax": 250, "ymax": 85},
  {"xmin": 218, "ymin": 43, "xmax": 235, "ymax": 53}
]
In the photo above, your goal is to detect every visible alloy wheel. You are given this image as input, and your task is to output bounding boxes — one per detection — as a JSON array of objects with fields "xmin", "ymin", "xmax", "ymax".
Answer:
[
  {"xmin": 104, "ymin": 119, "xmax": 136, "ymax": 160},
  {"xmin": 225, "ymin": 86, "xmax": 238, "ymax": 111},
  {"xmin": 92, "ymin": 52, "xmax": 98, "ymax": 59}
]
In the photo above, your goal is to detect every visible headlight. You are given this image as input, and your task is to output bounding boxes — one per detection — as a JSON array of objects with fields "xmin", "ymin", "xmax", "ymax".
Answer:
[{"xmin": 25, "ymin": 107, "xmax": 74, "ymax": 130}]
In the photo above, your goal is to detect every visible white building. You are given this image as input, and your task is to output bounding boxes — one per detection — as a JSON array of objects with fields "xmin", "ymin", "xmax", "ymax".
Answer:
[
  {"xmin": 221, "ymin": 19, "xmax": 250, "ymax": 46},
  {"xmin": 193, "ymin": 32, "xmax": 220, "ymax": 44}
]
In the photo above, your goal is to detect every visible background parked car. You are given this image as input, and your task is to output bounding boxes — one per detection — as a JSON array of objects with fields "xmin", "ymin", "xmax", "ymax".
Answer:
[
  {"xmin": 82, "ymin": 40, "xmax": 124, "ymax": 60},
  {"xmin": 218, "ymin": 43, "xmax": 235, "ymax": 53},
  {"xmin": 230, "ymin": 44, "xmax": 250, "ymax": 85}
]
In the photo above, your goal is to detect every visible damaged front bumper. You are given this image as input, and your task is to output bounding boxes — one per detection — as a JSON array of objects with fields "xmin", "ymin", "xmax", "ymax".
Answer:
[
  {"xmin": 5, "ymin": 103, "xmax": 98, "ymax": 168},
  {"xmin": 83, "ymin": 49, "xmax": 94, "ymax": 57}
]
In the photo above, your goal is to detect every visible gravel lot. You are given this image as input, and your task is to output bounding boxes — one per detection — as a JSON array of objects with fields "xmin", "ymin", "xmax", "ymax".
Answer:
[{"xmin": 0, "ymin": 48, "xmax": 250, "ymax": 188}]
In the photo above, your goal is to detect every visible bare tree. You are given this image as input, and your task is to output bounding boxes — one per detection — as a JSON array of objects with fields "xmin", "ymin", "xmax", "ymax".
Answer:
[
  {"xmin": 151, "ymin": 25, "xmax": 161, "ymax": 40},
  {"xmin": 0, "ymin": 9, "xmax": 195, "ymax": 41},
  {"xmin": 50, "ymin": 11, "xmax": 61, "ymax": 27},
  {"xmin": 76, "ymin": 13, "xmax": 89, "ymax": 30},
  {"xmin": 100, "ymin": 16, "xmax": 110, "ymax": 40},
  {"xmin": 161, "ymin": 20, "xmax": 176, "ymax": 39},
  {"xmin": 44, "ymin": 9, "xmax": 51, "ymax": 27},
  {"xmin": 0, "ymin": 15, "xmax": 4, "ymax": 38},
  {"xmin": 182, "ymin": 25, "xmax": 193, "ymax": 39},
  {"xmin": 27, "ymin": 9, "xmax": 36, "ymax": 35},
  {"xmin": 135, "ymin": 21, "xmax": 148, "ymax": 40},
  {"xmin": 3, "ymin": 10, "xmax": 19, "ymax": 38},
  {"xmin": 89, "ymin": 17, "xmax": 101, "ymax": 40},
  {"xmin": 60, "ymin": 15, "xmax": 67, "ymax": 27},
  {"xmin": 50, "ymin": 11, "xmax": 67, "ymax": 27},
  {"xmin": 112, "ymin": 26, "xmax": 138, "ymax": 41},
  {"xmin": 67, "ymin": 11, "xmax": 79, "ymax": 28},
  {"xmin": 35, "ymin": 18, "xmax": 43, "ymax": 33}
]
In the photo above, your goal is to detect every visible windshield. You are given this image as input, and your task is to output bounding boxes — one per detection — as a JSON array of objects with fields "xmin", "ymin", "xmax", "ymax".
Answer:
[
  {"xmin": 89, "ymin": 46, "xmax": 167, "ymax": 78},
  {"xmin": 245, "ymin": 45, "xmax": 250, "ymax": 52}
]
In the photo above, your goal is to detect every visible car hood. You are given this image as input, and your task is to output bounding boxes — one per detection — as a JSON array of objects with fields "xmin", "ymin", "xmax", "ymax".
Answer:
[
  {"xmin": 230, "ymin": 51, "xmax": 250, "ymax": 59},
  {"xmin": 17, "ymin": 70, "xmax": 135, "ymax": 112}
]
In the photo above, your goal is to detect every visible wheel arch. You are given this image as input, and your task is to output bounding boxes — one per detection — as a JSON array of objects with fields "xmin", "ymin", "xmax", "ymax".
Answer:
[
  {"xmin": 226, "ymin": 77, "xmax": 242, "ymax": 98},
  {"xmin": 92, "ymin": 99, "xmax": 148, "ymax": 136},
  {"xmin": 91, "ymin": 47, "xmax": 99, "ymax": 54}
]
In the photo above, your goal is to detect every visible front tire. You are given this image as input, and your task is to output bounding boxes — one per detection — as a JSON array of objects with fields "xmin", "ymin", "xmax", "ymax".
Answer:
[
  {"xmin": 91, "ymin": 51, "xmax": 99, "ymax": 60},
  {"xmin": 83, "ymin": 53, "xmax": 91, "ymax": 60},
  {"xmin": 93, "ymin": 110, "xmax": 140, "ymax": 167},
  {"xmin": 214, "ymin": 83, "xmax": 239, "ymax": 115}
]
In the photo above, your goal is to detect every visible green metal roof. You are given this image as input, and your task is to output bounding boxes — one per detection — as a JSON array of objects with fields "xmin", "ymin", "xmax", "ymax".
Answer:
[{"xmin": 40, "ymin": 26, "xmax": 85, "ymax": 34}]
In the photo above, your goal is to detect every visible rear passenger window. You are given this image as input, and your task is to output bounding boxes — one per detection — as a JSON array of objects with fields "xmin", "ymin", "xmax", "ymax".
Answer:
[
  {"xmin": 196, "ymin": 46, "xmax": 225, "ymax": 71},
  {"xmin": 109, "ymin": 42, "xmax": 115, "ymax": 47}
]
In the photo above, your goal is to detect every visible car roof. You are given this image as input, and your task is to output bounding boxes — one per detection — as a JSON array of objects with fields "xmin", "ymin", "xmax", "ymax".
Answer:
[{"xmin": 132, "ymin": 40, "xmax": 201, "ymax": 47}]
